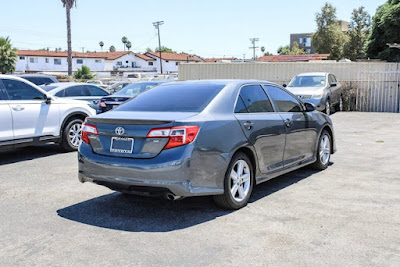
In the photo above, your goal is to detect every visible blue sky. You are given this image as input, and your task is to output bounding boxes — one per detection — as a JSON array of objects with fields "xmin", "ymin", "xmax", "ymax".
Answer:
[{"xmin": 0, "ymin": 0, "xmax": 385, "ymax": 58}]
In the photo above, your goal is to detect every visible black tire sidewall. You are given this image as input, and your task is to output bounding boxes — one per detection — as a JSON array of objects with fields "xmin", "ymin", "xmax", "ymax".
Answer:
[{"xmin": 61, "ymin": 118, "xmax": 83, "ymax": 151}]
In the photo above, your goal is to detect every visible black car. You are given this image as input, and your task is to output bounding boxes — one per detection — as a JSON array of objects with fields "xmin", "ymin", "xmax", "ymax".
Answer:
[
  {"xmin": 18, "ymin": 74, "xmax": 59, "ymax": 85},
  {"xmin": 99, "ymin": 81, "xmax": 165, "ymax": 112}
]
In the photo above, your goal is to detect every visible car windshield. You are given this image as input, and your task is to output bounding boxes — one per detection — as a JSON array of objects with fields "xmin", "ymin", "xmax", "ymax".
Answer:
[
  {"xmin": 40, "ymin": 85, "xmax": 59, "ymax": 92},
  {"xmin": 288, "ymin": 75, "xmax": 326, "ymax": 87},
  {"xmin": 113, "ymin": 83, "xmax": 160, "ymax": 96},
  {"xmin": 116, "ymin": 83, "xmax": 225, "ymax": 112}
]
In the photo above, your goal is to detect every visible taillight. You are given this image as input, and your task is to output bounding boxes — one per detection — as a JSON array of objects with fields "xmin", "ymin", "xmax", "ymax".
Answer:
[
  {"xmin": 81, "ymin": 123, "xmax": 98, "ymax": 144},
  {"xmin": 147, "ymin": 125, "xmax": 199, "ymax": 149},
  {"xmin": 99, "ymin": 100, "xmax": 106, "ymax": 108}
]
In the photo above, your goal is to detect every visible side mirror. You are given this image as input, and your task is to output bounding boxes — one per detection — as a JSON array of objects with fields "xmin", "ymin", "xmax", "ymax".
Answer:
[
  {"xmin": 282, "ymin": 84, "xmax": 287, "ymax": 88},
  {"xmin": 304, "ymin": 102, "xmax": 316, "ymax": 112},
  {"xmin": 45, "ymin": 95, "xmax": 52, "ymax": 104},
  {"xmin": 330, "ymin": 83, "xmax": 337, "ymax": 87}
]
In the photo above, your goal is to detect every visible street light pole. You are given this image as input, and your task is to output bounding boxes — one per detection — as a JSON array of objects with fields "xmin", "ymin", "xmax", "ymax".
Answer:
[{"xmin": 153, "ymin": 21, "xmax": 164, "ymax": 74}]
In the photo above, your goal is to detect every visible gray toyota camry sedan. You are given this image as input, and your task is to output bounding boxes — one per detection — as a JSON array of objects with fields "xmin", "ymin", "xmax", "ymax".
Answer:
[{"xmin": 78, "ymin": 80, "xmax": 336, "ymax": 209}]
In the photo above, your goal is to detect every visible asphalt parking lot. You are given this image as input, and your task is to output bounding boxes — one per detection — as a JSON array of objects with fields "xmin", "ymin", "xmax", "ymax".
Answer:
[{"xmin": 1, "ymin": 112, "xmax": 399, "ymax": 266}]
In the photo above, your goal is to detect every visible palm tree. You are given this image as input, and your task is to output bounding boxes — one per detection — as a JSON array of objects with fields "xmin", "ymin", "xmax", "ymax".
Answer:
[
  {"xmin": 61, "ymin": 0, "xmax": 77, "ymax": 76},
  {"xmin": 99, "ymin": 41, "xmax": 104, "ymax": 51},
  {"xmin": 0, "ymin": 37, "xmax": 17, "ymax": 74},
  {"xmin": 109, "ymin": 45, "xmax": 116, "ymax": 52},
  {"xmin": 121, "ymin": 36, "xmax": 128, "ymax": 51},
  {"xmin": 126, "ymin": 41, "xmax": 132, "ymax": 51}
]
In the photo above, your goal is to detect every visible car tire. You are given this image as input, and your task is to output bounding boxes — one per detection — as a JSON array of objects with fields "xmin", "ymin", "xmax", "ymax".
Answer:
[
  {"xmin": 213, "ymin": 152, "xmax": 254, "ymax": 210},
  {"xmin": 60, "ymin": 118, "xmax": 83, "ymax": 152},
  {"xmin": 311, "ymin": 130, "xmax": 331, "ymax": 170},
  {"xmin": 324, "ymin": 100, "xmax": 331, "ymax": 115}
]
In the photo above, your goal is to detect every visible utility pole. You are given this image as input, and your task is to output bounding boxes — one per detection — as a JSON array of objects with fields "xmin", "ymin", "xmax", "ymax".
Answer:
[
  {"xmin": 249, "ymin": 38, "xmax": 259, "ymax": 60},
  {"xmin": 153, "ymin": 21, "xmax": 164, "ymax": 74}
]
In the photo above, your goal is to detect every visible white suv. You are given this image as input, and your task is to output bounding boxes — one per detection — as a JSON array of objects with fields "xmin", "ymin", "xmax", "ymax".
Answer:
[{"xmin": 0, "ymin": 75, "xmax": 96, "ymax": 151}]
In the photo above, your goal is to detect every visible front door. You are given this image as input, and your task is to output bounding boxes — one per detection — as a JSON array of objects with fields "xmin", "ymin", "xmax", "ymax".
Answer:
[
  {"xmin": 234, "ymin": 84, "xmax": 286, "ymax": 173},
  {"xmin": 265, "ymin": 85, "xmax": 317, "ymax": 167},
  {"xmin": 2, "ymin": 78, "xmax": 60, "ymax": 140}
]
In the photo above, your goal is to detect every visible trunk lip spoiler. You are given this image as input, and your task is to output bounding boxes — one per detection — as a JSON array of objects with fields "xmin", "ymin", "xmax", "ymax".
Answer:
[{"xmin": 86, "ymin": 117, "xmax": 173, "ymax": 125}]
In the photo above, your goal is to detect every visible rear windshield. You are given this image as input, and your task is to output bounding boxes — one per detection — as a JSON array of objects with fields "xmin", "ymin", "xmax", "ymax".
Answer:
[
  {"xmin": 40, "ymin": 85, "xmax": 59, "ymax": 92},
  {"xmin": 116, "ymin": 83, "xmax": 225, "ymax": 112}
]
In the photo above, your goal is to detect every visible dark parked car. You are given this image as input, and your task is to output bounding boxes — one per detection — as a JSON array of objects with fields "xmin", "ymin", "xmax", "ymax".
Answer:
[
  {"xmin": 18, "ymin": 74, "xmax": 59, "ymax": 86},
  {"xmin": 99, "ymin": 81, "xmax": 164, "ymax": 113},
  {"xmin": 40, "ymin": 82, "xmax": 109, "ymax": 113},
  {"xmin": 78, "ymin": 80, "xmax": 336, "ymax": 209}
]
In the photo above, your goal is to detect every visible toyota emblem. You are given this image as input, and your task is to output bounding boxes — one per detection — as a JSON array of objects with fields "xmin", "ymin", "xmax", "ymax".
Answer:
[{"xmin": 115, "ymin": 127, "xmax": 125, "ymax": 135}]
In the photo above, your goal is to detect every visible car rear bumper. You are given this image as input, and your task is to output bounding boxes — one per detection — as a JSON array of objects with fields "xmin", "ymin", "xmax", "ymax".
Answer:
[{"xmin": 78, "ymin": 142, "xmax": 226, "ymax": 197}]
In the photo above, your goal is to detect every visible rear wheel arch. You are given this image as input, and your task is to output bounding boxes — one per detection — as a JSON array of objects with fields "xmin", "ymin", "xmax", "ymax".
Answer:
[{"xmin": 232, "ymin": 146, "xmax": 258, "ymax": 177}]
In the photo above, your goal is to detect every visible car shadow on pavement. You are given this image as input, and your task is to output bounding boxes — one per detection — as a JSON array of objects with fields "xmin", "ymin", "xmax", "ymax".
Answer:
[
  {"xmin": 57, "ymin": 164, "xmax": 330, "ymax": 232},
  {"xmin": 0, "ymin": 144, "xmax": 66, "ymax": 166}
]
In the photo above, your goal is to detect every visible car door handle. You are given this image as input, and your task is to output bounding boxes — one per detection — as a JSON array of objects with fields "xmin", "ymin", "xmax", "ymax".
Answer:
[
  {"xmin": 243, "ymin": 121, "xmax": 254, "ymax": 130},
  {"xmin": 284, "ymin": 119, "xmax": 292, "ymax": 127},
  {"xmin": 12, "ymin": 105, "xmax": 25, "ymax": 111}
]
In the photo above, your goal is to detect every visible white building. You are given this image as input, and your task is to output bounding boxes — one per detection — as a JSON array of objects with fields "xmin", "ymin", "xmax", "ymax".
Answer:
[
  {"xmin": 144, "ymin": 52, "xmax": 203, "ymax": 73},
  {"xmin": 15, "ymin": 50, "xmax": 158, "ymax": 74}
]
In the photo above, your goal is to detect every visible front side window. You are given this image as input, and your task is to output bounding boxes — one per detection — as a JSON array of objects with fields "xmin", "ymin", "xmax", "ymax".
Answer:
[
  {"xmin": 55, "ymin": 90, "xmax": 65, "ymax": 97},
  {"xmin": 65, "ymin": 86, "xmax": 87, "ymax": 97},
  {"xmin": 288, "ymin": 75, "xmax": 326, "ymax": 87},
  {"xmin": 2, "ymin": 79, "xmax": 45, "ymax": 100},
  {"xmin": 54, "ymin": 59, "xmax": 61, "ymax": 65},
  {"xmin": 265, "ymin": 86, "xmax": 303, "ymax": 113},
  {"xmin": 234, "ymin": 96, "xmax": 248, "ymax": 113},
  {"xmin": 237, "ymin": 85, "xmax": 274, "ymax": 113}
]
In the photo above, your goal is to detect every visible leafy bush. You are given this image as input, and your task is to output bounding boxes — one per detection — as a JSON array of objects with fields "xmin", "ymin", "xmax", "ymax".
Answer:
[{"xmin": 74, "ymin": 65, "xmax": 95, "ymax": 80}]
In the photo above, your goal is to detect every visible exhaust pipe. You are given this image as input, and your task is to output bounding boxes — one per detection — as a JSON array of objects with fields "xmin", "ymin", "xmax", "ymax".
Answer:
[{"xmin": 165, "ymin": 193, "xmax": 182, "ymax": 201}]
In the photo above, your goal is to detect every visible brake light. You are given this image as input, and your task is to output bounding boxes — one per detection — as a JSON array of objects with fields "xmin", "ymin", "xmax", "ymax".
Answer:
[
  {"xmin": 99, "ymin": 100, "xmax": 106, "ymax": 108},
  {"xmin": 81, "ymin": 123, "xmax": 98, "ymax": 144},
  {"xmin": 147, "ymin": 125, "xmax": 199, "ymax": 149}
]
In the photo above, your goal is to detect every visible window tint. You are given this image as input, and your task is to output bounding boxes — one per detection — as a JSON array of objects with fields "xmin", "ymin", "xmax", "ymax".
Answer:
[
  {"xmin": 116, "ymin": 84, "xmax": 224, "ymax": 112},
  {"xmin": 55, "ymin": 90, "xmax": 65, "ymax": 97},
  {"xmin": 238, "ymin": 85, "xmax": 274, "ymax": 113},
  {"xmin": 235, "ymin": 96, "xmax": 248, "ymax": 113},
  {"xmin": 266, "ymin": 86, "xmax": 303, "ymax": 112},
  {"xmin": 86, "ymin": 86, "xmax": 108, "ymax": 96},
  {"xmin": 65, "ymin": 85, "xmax": 87, "ymax": 97},
  {"xmin": 2, "ymin": 79, "xmax": 45, "ymax": 100}
]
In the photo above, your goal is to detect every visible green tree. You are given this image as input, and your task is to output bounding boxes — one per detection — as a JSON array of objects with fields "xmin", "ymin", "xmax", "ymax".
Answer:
[
  {"xmin": 146, "ymin": 47, "xmax": 153, "ymax": 52},
  {"xmin": 343, "ymin": 7, "xmax": 371, "ymax": 60},
  {"xmin": 99, "ymin": 41, "xmax": 104, "ymax": 51},
  {"xmin": 74, "ymin": 65, "xmax": 95, "ymax": 80},
  {"xmin": 109, "ymin": 45, "xmax": 116, "ymax": 52},
  {"xmin": 264, "ymin": 51, "xmax": 273, "ymax": 56},
  {"xmin": 126, "ymin": 41, "xmax": 132, "ymax": 51},
  {"xmin": 277, "ymin": 42, "xmax": 306, "ymax": 55},
  {"xmin": 121, "ymin": 36, "xmax": 128, "ymax": 51},
  {"xmin": 155, "ymin": 46, "xmax": 176, "ymax": 53},
  {"xmin": 0, "ymin": 37, "xmax": 17, "ymax": 74},
  {"xmin": 312, "ymin": 2, "xmax": 347, "ymax": 60},
  {"xmin": 366, "ymin": 0, "xmax": 400, "ymax": 61},
  {"xmin": 61, "ymin": 0, "xmax": 76, "ymax": 76}
]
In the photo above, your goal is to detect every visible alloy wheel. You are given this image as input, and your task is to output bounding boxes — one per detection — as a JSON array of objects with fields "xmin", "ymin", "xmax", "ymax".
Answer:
[
  {"xmin": 319, "ymin": 134, "xmax": 331, "ymax": 165},
  {"xmin": 68, "ymin": 122, "xmax": 82, "ymax": 147},
  {"xmin": 230, "ymin": 159, "xmax": 251, "ymax": 202}
]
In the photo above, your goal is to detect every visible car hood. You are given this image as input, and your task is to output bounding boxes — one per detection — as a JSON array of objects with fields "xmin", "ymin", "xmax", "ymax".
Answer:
[{"xmin": 286, "ymin": 86, "xmax": 325, "ymax": 95}]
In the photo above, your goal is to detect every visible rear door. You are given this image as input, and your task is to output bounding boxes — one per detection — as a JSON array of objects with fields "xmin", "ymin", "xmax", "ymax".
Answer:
[
  {"xmin": 264, "ymin": 85, "xmax": 317, "ymax": 167},
  {"xmin": 234, "ymin": 84, "xmax": 286, "ymax": 173},
  {"xmin": 0, "ymin": 80, "xmax": 14, "ymax": 145}
]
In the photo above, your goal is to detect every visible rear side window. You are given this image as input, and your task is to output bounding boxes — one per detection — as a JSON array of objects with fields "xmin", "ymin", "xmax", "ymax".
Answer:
[
  {"xmin": 86, "ymin": 86, "xmax": 108, "ymax": 96},
  {"xmin": 24, "ymin": 77, "xmax": 54, "ymax": 86},
  {"xmin": 2, "ymin": 79, "xmax": 45, "ymax": 100},
  {"xmin": 265, "ymin": 86, "xmax": 303, "ymax": 112},
  {"xmin": 65, "ymin": 85, "xmax": 87, "ymax": 97},
  {"xmin": 116, "ymin": 84, "xmax": 224, "ymax": 112},
  {"xmin": 237, "ymin": 85, "xmax": 274, "ymax": 113}
]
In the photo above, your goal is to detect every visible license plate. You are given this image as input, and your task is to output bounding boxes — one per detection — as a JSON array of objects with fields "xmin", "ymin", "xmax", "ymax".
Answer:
[{"xmin": 110, "ymin": 137, "xmax": 134, "ymax": 153}]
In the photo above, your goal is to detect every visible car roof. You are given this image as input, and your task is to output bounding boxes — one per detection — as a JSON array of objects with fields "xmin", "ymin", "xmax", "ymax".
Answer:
[
  {"xmin": 44, "ymin": 82, "xmax": 105, "ymax": 93},
  {"xmin": 158, "ymin": 79, "xmax": 279, "ymax": 87},
  {"xmin": 295, "ymin": 72, "xmax": 329, "ymax": 76}
]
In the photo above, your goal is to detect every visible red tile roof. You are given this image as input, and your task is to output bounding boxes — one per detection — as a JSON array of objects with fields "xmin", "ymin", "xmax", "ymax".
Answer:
[
  {"xmin": 145, "ymin": 52, "xmax": 203, "ymax": 62},
  {"xmin": 135, "ymin": 53, "xmax": 156, "ymax": 61},
  {"xmin": 257, "ymin": 54, "xmax": 330, "ymax": 62}
]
